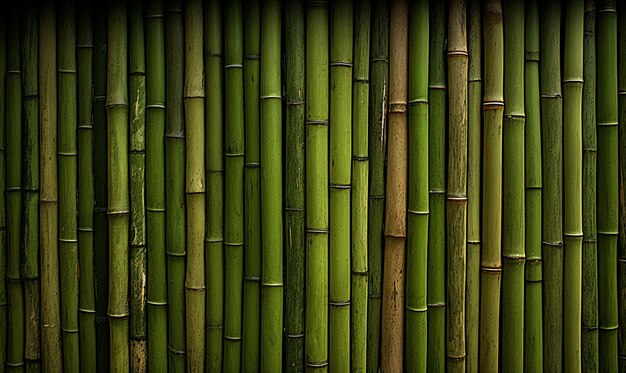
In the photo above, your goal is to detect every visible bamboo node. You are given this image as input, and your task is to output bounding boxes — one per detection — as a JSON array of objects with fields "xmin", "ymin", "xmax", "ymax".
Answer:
[
  {"xmin": 285, "ymin": 206, "xmax": 305, "ymax": 212},
  {"xmin": 166, "ymin": 250, "xmax": 187, "ymax": 257},
  {"xmin": 224, "ymin": 152, "xmax": 244, "ymax": 157},
  {"xmin": 184, "ymin": 285, "xmax": 206, "ymax": 291},
  {"xmin": 502, "ymin": 255, "xmax": 526, "ymax": 262},
  {"xmin": 306, "ymin": 360, "xmax": 329, "ymax": 368},
  {"xmin": 245, "ymin": 162, "xmax": 260, "ymax": 169},
  {"xmin": 540, "ymin": 93, "xmax": 562, "ymax": 99},
  {"xmin": 389, "ymin": 102, "xmax": 407, "ymax": 113},
  {"xmin": 446, "ymin": 195, "xmax": 468, "ymax": 203},
  {"xmin": 6, "ymin": 361, "xmax": 25, "ymax": 368},
  {"xmin": 58, "ymin": 151, "xmax": 78, "ymax": 156},
  {"xmin": 405, "ymin": 305, "xmax": 427, "ymax": 313},
  {"xmin": 597, "ymin": 230, "xmax": 619, "ymax": 236},
  {"xmin": 286, "ymin": 99, "xmax": 305, "ymax": 105},
  {"xmin": 370, "ymin": 194, "xmax": 385, "ymax": 200},
  {"xmin": 107, "ymin": 312, "xmax": 131, "ymax": 318},
  {"xmin": 619, "ymin": 91, "xmax": 626, "ymax": 96},
  {"xmin": 330, "ymin": 61, "xmax": 353, "ymax": 67},
  {"xmin": 542, "ymin": 240, "xmax": 563, "ymax": 248},
  {"xmin": 78, "ymin": 307, "xmax": 97, "ymax": 314},
  {"xmin": 429, "ymin": 84, "xmax": 446, "ymax": 90},
  {"xmin": 563, "ymin": 232, "xmax": 584, "ymax": 238},
  {"xmin": 467, "ymin": 240, "xmax": 480, "ymax": 245},
  {"xmin": 354, "ymin": 78, "xmax": 369, "ymax": 83},
  {"xmin": 245, "ymin": 54, "xmax": 260, "ymax": 60},
  {"xmin": 129, "ymin": 71, "xmax": 146, "ymax": 77},
  {"xmin": 286, "ymin": 333, "xmax": 304, "ymax": 339},
  {"xmin": 6, "ymin": 69, "xmax": 21, "ymax": 74},
  {"xmin": 261, "ymin": 281, "xmax": 283, "ymax": 287},
  {"xmin": 582, "ymin": 239, "xmax": 597, "ymax": 244},
  {"xmin": 482, "ymin": 101, "xmax": 504, "ymax": 110},
  {"xmin": 597, "ymin": 122, "xmax": 618, "ymax": 127},
  {"xmin": 245, "ymin": 276, "xmax": 261, "ymax": 282},
  {"xmin": 329, "ymin": 300, "xmax": 350, "ymax": 307},
  {"xmin": 563, "ymin": 78, "xmax": 584, "ymax": 84},
  {"xmin": 146, "ymin": 300, "xmax": 168, "ymax": 306},
  {"xmin": 260, "ymin": 94, "xmax": 282, "ymax": 100},
  {"xmin": 370, "ymin": 57, "xmax": 388, "ymax": 63},
  {"xmin": 306, "ymin": 119, "xmax": 329, "ymax": 126},
  {"xmin": 480, "ymin": 266, "xmax": 502, "ymax": 273},
  {"xmin": 61, "ymin": 327, "xmax": 80, "ymax": 333},
  {"xmin": 429, "ymin": 189, "xmax": 446, "ymax": 195},
  {"xmin": 352, "ymin": 155, "xmax": 368, "ymax": 161},
  {"xmin": 368, "ymin": 294, "xmax": 382, "ymax": 299},
  {"xmin": 144, "ymin": 13, "xmax": 165, "ymax": 19},
  {"xmin": 224, "ymin": 241, "xmax": 244, "ymax": 247},
  {"xmin": 23, "ymin": 94, "xmax": 39, "ymax": 100},
  {"xmin": 146, "ymin": 104, "xmax": 166, "ymax": 109},
  {"xmin": 446, "ymin": 354, "xmax": 467, "ymax": 361},
  {"xmin": 225, "ymin": 64, "xmax": 243, "ymax": 69},
  {"xmin": 598, "ymin": 325, "xmax": 619, "ymax": 330},
  {"xmin": 167, "ymin": 345, "xmax": 186, "ymax": 356},
  {"xmin": 407, "ymin": 209, "xmax": 429, "ymax": 216},
  {"xmin": 447, "ymin": 50, "xmax": 469, "ymax": 57},
  {"xmin": 224, "ymin": 335, "xmax": 242, "ymax": 342},
  {"xmin": 597, "ymin": 7, "xmax": 617, "ymax": 13},
  {"xmin": 351, "ymin": 270, "xmax": 368, "ymax": 276},
  {"xmin": 329, "ymin": 183, "xmax": 351, "ymax": 190},
  {"xmin": 59, "ymin": 238, "xmax": 78, "ymax": 243},
  {"xmin": 525, "ymin": 51, "xmax": 540, "ymax": 62},
  {"xmin": 408, "ymin": 98, "xmax": 428, "ymax": 105},
  {"xmin": 427, "ymin": 302, "xmax": 446, "ymax": 308},
  {"xmin": 207, "ymin": 324, "xmax": 224, "ymax": 330},
  {"xmin": 504, "ymin": 113, "xmax": 526, "ymax": 120},
  {"xmin": 57, "ymin": 69, "xmax": 78, "ymax": 74},
  {"xmin": 146, "ymin": 206, "xmax": 166, "ymax": 213},
  {"xmin": 78, "ymin": 227, "xmax": 94, "ymax": 232},
  {"xmin": 582, "ymin": 325, "xmax": 598, "ymax": 331}
]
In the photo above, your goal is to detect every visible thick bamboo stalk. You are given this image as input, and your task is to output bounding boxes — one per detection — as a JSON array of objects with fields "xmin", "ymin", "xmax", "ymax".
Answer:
[
  {"xmin": 427, "ymin": 1, "xmax": 446, "ymax": 370},
  {"xmin": 305, "ymin": 1, "xmax": 329, "ymax": 370},
  {"xmin": 128, "ymin": 2, "xmax": 147, "ymax": 370},
  {"xmin": 501, "ymin": 0, "xmax": 525, "ymax": 371},
  {"xmin": 183, "ymin": 0, "xmax": 206, "ymax": 371},
  {"xmin": 366, "ymin": 1, "xmax": 388, "ymax": 371},
  {"xmin": 381, "ymin": 0, "xmax": 408, "ymax": 370},
  {"xmin": 145, "ymin": 1, "xmax": 168, "ymax": 371},
  {"xmin": 523, "ymin": 0, "xmax": 543, "ymax": 370},
  {"xmin": 203, "ymin": 0, "xmax": 223, "ymax": 370},
  {"xmin": 466, "ymin": 1, "xmax": 481, "ymax": 371},
  {"xmin": 77, "ymin": 3, "xmax": 97, "ymax": 371},
  {"xmin": 329, "ymin": 0, "xmax": 353, "ymax": 370},
  {"xmin": 351, "ymin": 0, "xmax": 370, "ymax": 370},
  {"xmin": 0, "ymin": 12, "xmax": 6, "ymax": 372},
  {"xmin": 618, "ymin": 1, "xmax": 626, "ymax": 370},
  {"xmin": 563, "ymin": 0, "xmax": 584, "ymax": 371},
  {"xmin": 479, "ymin": 1, "xmax": 504, "ymax": 371},
  {"xmin": 260, "ymin": 1, "xmax": 283, "ymax": 369},
  {"xmin": 58, "ymin": 2, "xmax": 80, "ymax": 369},
  {"xmin": 21, "ymin": 5, "xmax": 41, "ymax": 371},
  {"xmin": 284, "ymin": 0, "xmax": 306, "ymax": 370},
  {"xmin": 243, "ymin": 0, "xmax": 261, "ymax": 370},
  {"xmin": 597, "ymin": 0, "xmax": 619, "ymax": 370},
  {"xmin": 165, "ymin": 0, "xmax": 186, "ymax": 370}
]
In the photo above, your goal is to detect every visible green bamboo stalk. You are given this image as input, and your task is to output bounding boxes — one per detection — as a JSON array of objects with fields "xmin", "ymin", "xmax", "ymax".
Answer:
[
  {"xmin": 351, "ymin": 0, "xmax": 370, "ymax": 370},
  {"xmin": 305, "ymin": 1, "xmax": 329, "ymax": 371},
  {"xmin": 563, "ymin": 1, "xmax": 584, "ymax": 371},
  {"xmin": 6, "ymin": 11, "xmax": 24, "ymax": 373},
  {"xmin": 540, "ymin": 2, "xmax": 563, "ymax": 370},
  {"xmin": 582, "ymin": 2, "xmax": 598, "ymax": 371},
  {"xmin": 77, "ymin": 3, "xmax": 97, "ymax": 371},
  {"xmin": 284, "ymin": 0, "xmax": 306, "ymax": 370},
  {"xmin": 0, "ymin": 12, "xmax": 6, "ymax": 372},
  {"xmin": 427, "ymin": 1, "xmax": 446, "ymax": 370},
  {"xmin": 366, "ymin": 1, "xmax": 388, "ymax": 371},
  {"xmin": 523, "ymin": 0, "xmax": 543, "ymax": 370},
  {"xmin": 617, "ymin": 1, "xmax": 626, "ymax": 370},
  {"xmin": 165, "ymin": 0, "xmax": 186, "ymax": 370},
  {"xmin": 597, "ymin": 0, "xmax": 619, "ymax": 370},
  {"xmin": 58, "ymin": 2, "xmax": 80, "ymax": 369},
  {"xmin": 21, "ymin": 5, "xmax": 41, "ymax": 371},
  {"xmin": 329, "ymin": 1, "xmax": 352, "ymax": 370},
  {"xmin": 204, "ymin": 0, "xmax": 223, "ymax": 370},
  {"xmin": 107, "ymin": 3, "xmax": 130, "ymax": 370},
  {"xmin": 128, "ymin": 2, "xmax": 147, "ymax": 370},
  {"xmin": 184, "ymin": 1, "xmax": 206, "ymax": 370},
  {"xmin": 479, "ymin": 0, "xmax": 503, "ymax": 371},
  {"xmin": 145, "ymin": 2, "xmax": 168, "ymax": 371},
  {"xmin": 501, "ymin": 0, "xmax": 525, "ymax": 371},
  {"xmin": 260, "ymin": 1, "xmax": 283, "ymax": 369},
  {"xmin": 243, "ymin": 1, "xmax": 261, "ymax": 369},
  {"xmin": 224, "ymin": 0, "xmax": 245, "ymax": 369},
  {"xmin": 466, "ymin": 0, "xmax": 481, "ymax": 371}
]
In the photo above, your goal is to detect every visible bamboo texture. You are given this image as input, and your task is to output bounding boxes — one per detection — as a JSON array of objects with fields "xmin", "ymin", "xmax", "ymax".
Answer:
[
  {"xmin": 618, "ymin": 0, "xmax": 626, "ymax": 370},
  {"xmin": 0, "ymin": 11, "xmax": 6, "ymax": 372}
]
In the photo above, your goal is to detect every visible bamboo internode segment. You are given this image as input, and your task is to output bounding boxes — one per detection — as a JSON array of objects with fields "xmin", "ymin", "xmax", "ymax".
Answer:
[{"xmin": 618, "ymin": 2, "xmax": 626, "ymax": 370}]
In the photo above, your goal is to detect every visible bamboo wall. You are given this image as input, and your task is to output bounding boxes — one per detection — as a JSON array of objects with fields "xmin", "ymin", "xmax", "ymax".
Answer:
[{"xmin": 1, "ymin": 0, "xmax": 625, "ymax": 371}]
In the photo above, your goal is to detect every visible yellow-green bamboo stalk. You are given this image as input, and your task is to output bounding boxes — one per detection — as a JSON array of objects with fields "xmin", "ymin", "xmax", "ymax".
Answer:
[
  {"xmin": 0, "ymin": 12, "xmax": 6, "ymax": 371},
  {"xmin": 618, "ymin": 0, "xmax": 626, "ymax": 370}
]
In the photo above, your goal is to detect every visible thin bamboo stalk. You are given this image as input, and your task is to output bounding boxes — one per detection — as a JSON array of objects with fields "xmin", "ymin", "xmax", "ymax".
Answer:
[
  {"xmin": 351, "ymin": 0, "xmax": 370, "ymax": 370},
  {"xmin": 21, "ymin": 5, "xmax": 41, "ymax": 371},
  {"xmin": 77, "ymin": 3, "xmax": 97, "ymax": 371},
  {"xmin": 145, "ymin": 1, "xmax": 168, "ymax": 371},
  {"xmin": 305, "ymin": 0, "xmax": 329, "ymax": 370},
  {"xmin": 479, "ymin": 1, "xmax": 504, "ymax": 371},
  {"xmin": 165, "ymin": 0, "xmax": 186, "ymax": 370},
  {"xmin": 260, "ymin": 1, "xmax": 283, "ymax": 369},
  {"xmin": 617, "ymin": 0, "xmax": 626, "ymax": 370},
  {"xmin": 128, "ymin": 2, "xmax": 147, "ymax": 370},
  {"xmin": 0, "ymin": 11, "xmax": 6, "ymax": 372},
  {"xmin": 284, "ymin": 0, "xmax": 305, "ymax": 370},
  {"xmin": 523, "ymin": 0, "xmax": 543, "ymax": 370},
  {"xmin": 597, "ymin": 0, "xmax": 619, "ymax": 370},
  {"xmin": 203, "ymin": 0, "xmax": 223, "ymax": 370},
  {"xmin": 366, "ymin": 1, "xmax": 388, "ymax": 371}
]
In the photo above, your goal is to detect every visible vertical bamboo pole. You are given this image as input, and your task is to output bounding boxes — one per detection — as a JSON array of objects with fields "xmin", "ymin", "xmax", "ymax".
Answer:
[
  {"xmin": 597, "ymin": 0, "xmax": 619, "ymax": 370},
  {"xmin": 479, "ymin": 1, "xmax": 504, "ymax": 371},
  {"xmin": 260, "ymin": 1, "xmax": 284, "ymax": 369},
  {"xmin": 523, "ymin": 0, "xmax": 543, "ymax": 370},
  {"xmin": 0, "ymin": 12, "xmax": 6, "ymax": 372},
  {"xmin": 618, "ymin": 0, "xmax": 626, "ymax": 369},
  {"xmin": 284, "ymin": 0, "xmax": 306, "ymax": 370},
  {"xmin": 351, "ymin": 0, "xmax": 370, "ymax": 370}
]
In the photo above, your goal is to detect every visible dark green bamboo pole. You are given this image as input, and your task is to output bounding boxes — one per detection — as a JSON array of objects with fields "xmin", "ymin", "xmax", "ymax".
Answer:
[
  {"xmin": 618, "ymin": 0, "xmax": 626, "ymax": 370},
  {"xmin": 21, "ymin": 5, "xmax": 40, "ymax": 371},
  {"xmin": 77, "ymin": 3, "xmax": 97, "ymax": 371},
  {"xmin": 204, "ymin": 0, "xmax": 224, "ymax": 370},
  {"xmin": 284, "ymin": 0, "xmax": 305, "ymax": 370},
  {"xmin": 479, "ymin": 0, "xmax": 503, "ymax": 371},
  {"xmin": 597, "ymin": 0, "xmax": 619, "ymax": 370},
  {"xmin": 523, "ymin": 0, "xmax": 543, "ymax": 370},
  {"xmin": 165, "ymin": 0, "xmax": 186, "ymax": 370},
  {"xmin": 260, "ymin": 1, "xmax": 283, "ymax": 369},
  {"xmin": 351, "ymin": 0, "xmax": 370, "ymax": 370},
  {"xmin": 243, "ymin": 0, "xmax": 261, "ymax": 369},
  {"xmin": 367, "ymin": 1, "xmax": 388, "ymax": 371},
  {"xmin": 128, "ymin": 2, "xmax": 147, "ymax": 370},
  {"xmin": 0, "ymin": 12, "xmax": 6, "ymax": 372}
]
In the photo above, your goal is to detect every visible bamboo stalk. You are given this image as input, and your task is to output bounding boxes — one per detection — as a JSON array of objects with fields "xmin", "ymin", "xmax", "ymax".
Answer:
[
  {"xmin": 0, "ymin": 11, "xmax": 6, "ymax": 372},
  {"xmin": 203, "ymin": 0, "xmax": 223, "ymax": 370},
  {"xmin": 77, "ymin": 3, "xmax": 97, "ymax": 371},
  {"xmin": 523, "ymin": 0, "xmax": 543, "ymax": 370},
  {"xmin": 479, "ymin": 1, "xmax": 504, "ymax": 371},
  {"xmin": 305, "ymin": 0, "xmax": 329, "ymax": 370},
  {"xmin": 21, "ymin": 4, "xmax": 41, "ymax": 371},
  {"xmin": 597, "ymin": 0, "xmax": 619, "ymax": 370},
  {"xmin": 165, "ymin": 0, "xmax": 186, "ymax": 370},
  {"xmin": 563, "ymin": 0, "xmax": 584, "ymax": 371},
  {"xmin": 351, "ymin": 0, "xmax": 370, "ymax": 370},
  {"xmin": 284, "ymin": 0, "xmax": 305, "ymax": 370},
  {"xmin": 184, "ymin": 1, "xmax": 206, "ymax": 371},
  {"xmin": 128, "ymin": 2, "xmax": 147, "ymax": 370},
  {"xmin": 367, "ymin": 1, "xmax": 388, "ymax": 371},
  {"xmin": 617, "ymin": 0, "xmax": 626, "ymax": 370},
  {"xmin": 260, "ymin": 1, "xmax": 283, "ymax": 369},
  {"xmin": 329, "ymin": 0, "xmax": 353, "ymax": 370}
]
